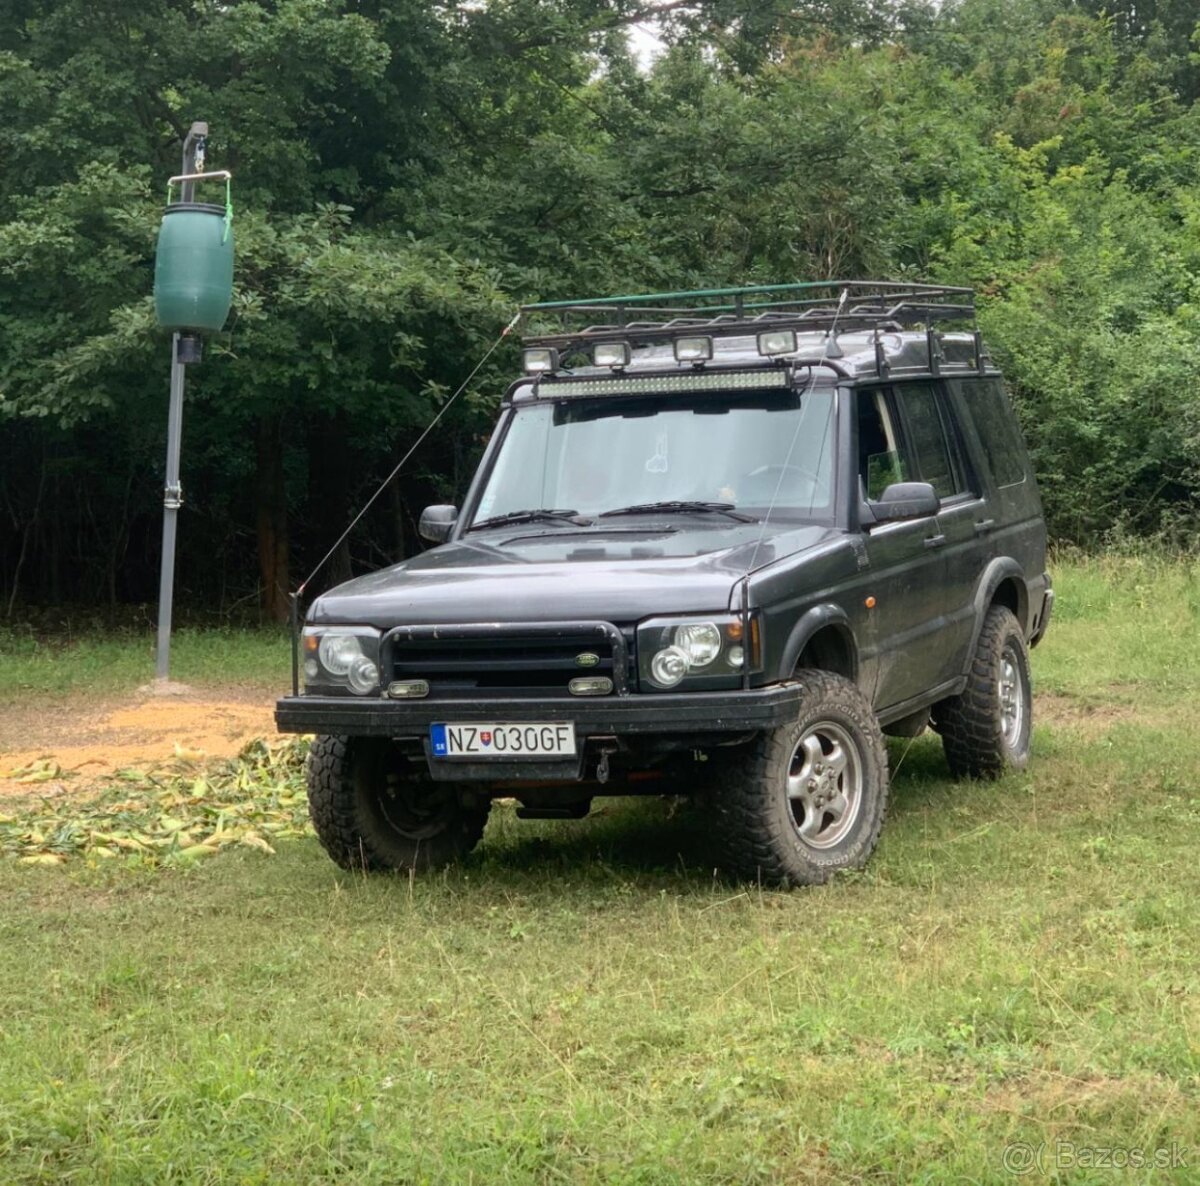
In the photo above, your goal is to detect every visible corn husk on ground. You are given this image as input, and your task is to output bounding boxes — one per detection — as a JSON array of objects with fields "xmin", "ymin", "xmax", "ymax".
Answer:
[{"xmin": 0, "ymin": 737, "xmax": 310, "ymax": 867}]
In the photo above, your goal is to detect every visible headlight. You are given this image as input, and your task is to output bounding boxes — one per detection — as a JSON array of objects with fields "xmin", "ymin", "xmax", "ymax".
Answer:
[
  {"xmin": 650, "ymin": 645, "xmax": 691, "ymax": 689},
  {"xmin": 318, "ymin": 633, "xmax": 362, "ymax": 676},
  {"xmin": 674, "ymin": 622, "xmax": 721, "ymax": 668},
  {"xmin": 346, "ymin": 654, "xmax": 380, "ymax": 694},
  {"xmin": 303, "ymin": 626, "xmax": 382, "ymax": 695},
  {"xmin": 638, "ymin": 614, "xmax": 761, "ymax": 691}
]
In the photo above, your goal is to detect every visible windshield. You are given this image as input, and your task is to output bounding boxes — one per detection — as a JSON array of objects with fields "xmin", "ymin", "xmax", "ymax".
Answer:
[{"xmin": 472, "ymin": 387, "xmax": 837, "ymax": 525}]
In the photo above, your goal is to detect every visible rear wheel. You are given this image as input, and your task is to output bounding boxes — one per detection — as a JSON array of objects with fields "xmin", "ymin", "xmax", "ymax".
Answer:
[
  {"xmin": 935, "ymin": 605, "xmax": 1032, "ymax": 779},
  {"xmin": 307, "ymin": 735, "xmax": 490, "ymax": 871},
  {"xmin": 712, "ymin": 670, "xmax": 889, "ymax": 886}
]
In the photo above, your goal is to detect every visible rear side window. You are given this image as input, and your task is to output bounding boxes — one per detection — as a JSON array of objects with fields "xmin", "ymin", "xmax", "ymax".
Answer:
[
  {"xmin": 954, "ymin": 379, "xmax": 1028, "ymax": 488},
  {"xmin": 895, "ymin": 382, "xmax": 972, "ymax": 499}
]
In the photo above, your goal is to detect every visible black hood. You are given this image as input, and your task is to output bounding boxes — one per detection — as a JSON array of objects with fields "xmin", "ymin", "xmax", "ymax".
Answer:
[{"xmin": 310, "ymin": 522, "xmax": 838, "ymax": 627}]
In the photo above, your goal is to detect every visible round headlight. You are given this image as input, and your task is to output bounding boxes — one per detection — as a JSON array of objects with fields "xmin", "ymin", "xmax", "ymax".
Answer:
[
  {"xmin": 674, "ymin": 622, "xmax": 721, "ymax": 668},
  {"xmin": 726, "ymin": 644, "xmax": 745, "ymax": 669},
  {"xmin": 347, "ymin": 655, "xmax": 380, "ymax": 695},
  {"xmin": 650, "ymin": 645, "xmax": 691, "ymax": 689},
  {"xmin": 318, "ymin": 633, "xmax": 362, "ymax": 676}
]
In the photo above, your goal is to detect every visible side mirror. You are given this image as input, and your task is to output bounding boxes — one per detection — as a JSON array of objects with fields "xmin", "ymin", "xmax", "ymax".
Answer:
[
  {"xmin": 866, "ymin": 481, "xmax": 939, "ymax": 525},
  {"xmin": 418, "ymin": 504, "xmax": 458, "ymax": 544}
]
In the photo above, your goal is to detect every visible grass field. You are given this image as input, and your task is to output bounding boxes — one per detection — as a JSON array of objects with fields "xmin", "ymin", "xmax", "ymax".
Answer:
[
  {"xmin": 1, "ymin": 555, "xmax": 1198, "ymax": 1183},
  {"xmin": 0, "ymin": 625, "xmax": 289, "ymax": 701}
]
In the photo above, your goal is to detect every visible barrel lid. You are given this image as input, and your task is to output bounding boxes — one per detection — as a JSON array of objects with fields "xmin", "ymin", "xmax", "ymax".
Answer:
[{"xmin": 163, "ymin": 201, "xmax": 226, "ymax": 216}]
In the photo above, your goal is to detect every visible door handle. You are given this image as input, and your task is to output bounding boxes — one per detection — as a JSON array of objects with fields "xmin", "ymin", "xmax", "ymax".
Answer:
[
  {"xmin": 974, "ymin": 518, "xmax": 996, "ymax": 535},
  {"xmin": 924, "ymin": 534, "xmax": 946, "ymax": 549}
]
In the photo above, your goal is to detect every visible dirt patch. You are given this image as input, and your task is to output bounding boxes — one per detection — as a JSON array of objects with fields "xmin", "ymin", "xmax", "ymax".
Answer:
[
  {"xmin": 1037, "ymin": 693, "xmax": 1142, "ymax": 738},
  {"xmin": 983, "ymin": 1070, "xmax": 1184, "ymax": 1123},
  {"xmin": 0, "ymin": 685, "xmax": 278, "ymax": 799},
  {"xmin": 1036, "ymin": 690, "xmax": 1188, "ymax": 739}
]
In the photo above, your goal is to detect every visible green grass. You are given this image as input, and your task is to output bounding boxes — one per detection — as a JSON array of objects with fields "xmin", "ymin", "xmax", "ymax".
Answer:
[
  {"xmin": 1, "ymin": 555, "xmax": 1198, "ymax": 1183},
  {"xmin": 0, "ymin": 625, "xmax": 289, "ymax": 701}
]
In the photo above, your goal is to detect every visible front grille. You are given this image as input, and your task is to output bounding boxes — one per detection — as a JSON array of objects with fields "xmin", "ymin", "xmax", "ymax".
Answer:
[{"xmin": 386, "ymin": 624, "xmax": 633, "ymax": 700}]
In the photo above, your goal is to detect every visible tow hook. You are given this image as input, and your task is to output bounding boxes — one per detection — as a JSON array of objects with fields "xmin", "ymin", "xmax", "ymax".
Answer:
[{"xmin": 595, "ymin": 745, "xmax": 618, "ymax": 785}]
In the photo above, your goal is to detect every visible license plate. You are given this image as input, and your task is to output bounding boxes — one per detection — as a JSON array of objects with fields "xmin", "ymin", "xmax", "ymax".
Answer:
[{"xmin": 430, "ymin": 722, "xmax": 577, "ymax": 759}]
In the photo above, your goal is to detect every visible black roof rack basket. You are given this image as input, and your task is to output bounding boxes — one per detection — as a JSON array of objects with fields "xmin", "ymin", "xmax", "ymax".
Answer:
[{"xmin": 520, "ymin": 279, "xmax": 976, "ymax": 352}]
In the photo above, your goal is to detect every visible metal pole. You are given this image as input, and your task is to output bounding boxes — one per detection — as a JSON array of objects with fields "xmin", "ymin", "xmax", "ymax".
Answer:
[
  {"xmin": 155, "ymin": 335, "xmax": 186, "ymax": 680},
  {"xmin": 154, "ymin": 121, "xmax": 208, "ymax": 684}
]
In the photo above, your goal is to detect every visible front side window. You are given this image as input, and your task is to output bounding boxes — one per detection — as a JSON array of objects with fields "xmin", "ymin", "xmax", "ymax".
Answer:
[
  {"xmin": 856, "ymin": 388, "xmax": 906, "ymax": 500},
  {"xmin": 474, "ymin": 388, "xmax": 837, "ymax": 523}
]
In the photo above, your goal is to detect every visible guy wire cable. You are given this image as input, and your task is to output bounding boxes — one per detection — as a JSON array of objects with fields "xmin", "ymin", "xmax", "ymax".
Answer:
[
  {"xmin": 296, "ymin": 309, "xmax": 521, "ymax": 601},
  {"xmin": 288, "ymin": 310, "xmax": 520, "ymax": 694}
]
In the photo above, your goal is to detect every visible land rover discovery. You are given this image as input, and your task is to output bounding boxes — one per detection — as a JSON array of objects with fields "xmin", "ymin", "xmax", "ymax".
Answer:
[{"xmin": 276, "ymin": 281, "xmax": 1053, "ymax": 886}]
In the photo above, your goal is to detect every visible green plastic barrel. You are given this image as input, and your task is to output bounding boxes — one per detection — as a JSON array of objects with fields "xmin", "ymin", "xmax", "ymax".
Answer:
[{"xmin": 153, "ymin": 201, "xmax": 234, "ymax": 333}]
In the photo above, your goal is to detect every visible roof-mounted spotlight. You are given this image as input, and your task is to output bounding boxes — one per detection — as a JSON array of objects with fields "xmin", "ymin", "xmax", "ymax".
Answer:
[
  {"xmin": 522, "ymin": 347, "xmax": 560, "ymax": 374},
  {"xmin": 593, "ymin": 341, "xmax": 631, "ymax": 369},
  {"xmin": 757, "ymin": 329, "xmax": 797, "ymax": 357},
  {"xmin": 673, "ymin": 336, "xmax": 713, "ymax": 365}
]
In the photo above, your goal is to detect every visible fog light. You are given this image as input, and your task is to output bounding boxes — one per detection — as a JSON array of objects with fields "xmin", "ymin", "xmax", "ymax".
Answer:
[
  {"xmin": 650, "ymin": 645, "xmax": 691, "ymax": 689},
  {"xmin": 727, "ymin": 645, "xmax": 745, "ymax": 668},
  {"xmin": 523, "ymin": 347, "xmax": 559, "ymax": 373},
  {"xmin": 593, "ymin": 342, "xmax": 631, "ymax": 368},
  {"xmin": 569, "ymin": 676, "xmax": 613, "ymax": 696},
  {"xmin": 303, "ymin": 658, "xmax": 320, "ymax": 682},
  {"xmin": 758, "ymin": 329, "xmax": 797, "ymax": 356},
  {"xmin": 388, "ymin": 679, "xmax": 430, "ymax": 699},
  {"xmin": 673, "ymin": 336, "xmax": 713, "ymax": 363},
  {"xmin": 346, "ymin": 655, "xmax": 380, "ymax": 694}
]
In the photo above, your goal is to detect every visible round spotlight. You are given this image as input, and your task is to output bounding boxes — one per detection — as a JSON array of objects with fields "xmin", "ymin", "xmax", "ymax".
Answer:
[
  {"xmin": 346, "ymin": 655, "xmax": 380, "ymax": 694},
  {"xmin": 649, "ymin": 645, "xmax": 691, "ymax": 689}
]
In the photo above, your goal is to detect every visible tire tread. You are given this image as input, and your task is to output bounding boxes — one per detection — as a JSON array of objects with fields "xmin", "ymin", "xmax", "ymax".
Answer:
[
  {"xmin": 937, "ymin": 606, "xmax": 1030, "ymax": 780},
  {"xmin": 306, "ymin": 734, "xmax": 488, "ymax": 872},
  {"xmin": 711, "ymin": 670, "xmax": 889, "ymax": 887}
]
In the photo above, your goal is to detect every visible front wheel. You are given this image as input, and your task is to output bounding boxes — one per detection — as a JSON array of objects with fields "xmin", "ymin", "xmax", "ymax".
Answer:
[
  {"xmin": 935, "ymin": 605, "xmax": 1032, "ymax": 779},
  {"xmin": 712, "ymin": 671, "xmax": 889, "ymax": 886},
  {"xmin": 306, "ymin": 735, "xmax": 490, "ymax": 872}
]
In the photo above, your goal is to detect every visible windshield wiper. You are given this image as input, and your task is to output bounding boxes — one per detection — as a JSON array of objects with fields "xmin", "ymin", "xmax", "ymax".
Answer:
[
  {"xmin": 468, "ymin": 508, "xmax": 592, "ymax": 532},
  {"xmin": 598, "ymin": 500, "xmax": 757, "ymax": 523}
]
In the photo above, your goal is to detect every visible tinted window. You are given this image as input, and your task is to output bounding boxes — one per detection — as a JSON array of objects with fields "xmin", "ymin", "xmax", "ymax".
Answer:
[
  {"xmin": 896, "ymin": 382, "xmax": 970, "ymax": 498},
  {"xmin": 954, "ymin": 378, "xmax": 1028, "ymax": 488}
]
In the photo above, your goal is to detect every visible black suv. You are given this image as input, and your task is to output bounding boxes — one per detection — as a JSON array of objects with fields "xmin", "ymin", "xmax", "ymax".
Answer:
[{"xmin": 277, "ymin": 281, "xmax": 1053, "ymax": 886}]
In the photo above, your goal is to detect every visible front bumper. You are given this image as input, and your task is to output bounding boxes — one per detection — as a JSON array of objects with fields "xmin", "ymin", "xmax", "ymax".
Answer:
[{"xmin": 275, "ymin": 683, "xmax": 806, "ymax": 739}]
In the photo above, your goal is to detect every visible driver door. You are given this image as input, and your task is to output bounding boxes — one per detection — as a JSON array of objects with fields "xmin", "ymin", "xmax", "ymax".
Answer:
[{"xmin": 855, "ymin": 387, "xmax": 955, "ymax": 711}]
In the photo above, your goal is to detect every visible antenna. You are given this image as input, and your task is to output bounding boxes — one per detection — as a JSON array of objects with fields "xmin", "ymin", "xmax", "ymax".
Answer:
[{"xmin": 744, "ymin": 286, "xmax": 850, "ymax": 578}]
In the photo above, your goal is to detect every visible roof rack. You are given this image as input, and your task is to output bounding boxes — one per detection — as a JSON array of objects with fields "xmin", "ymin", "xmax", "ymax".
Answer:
[{"xmin": 520, "ymin": 280, "xmax": 976, "ymax": 352}]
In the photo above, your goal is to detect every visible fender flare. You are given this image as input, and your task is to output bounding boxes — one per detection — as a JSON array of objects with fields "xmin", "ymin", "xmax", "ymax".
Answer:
[
  {"xmin": 962, "ymin": 557, "xmax": 1029, "ymax": 668},
  {"xmin": 778, "ymin": 603, "xmax": 859, "ymax": 683}
]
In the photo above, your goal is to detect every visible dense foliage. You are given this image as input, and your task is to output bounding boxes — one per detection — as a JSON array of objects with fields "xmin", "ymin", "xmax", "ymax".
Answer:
[{"xmin": 1, "ymin": 0, "xmax": 1197, "ymax": 616}]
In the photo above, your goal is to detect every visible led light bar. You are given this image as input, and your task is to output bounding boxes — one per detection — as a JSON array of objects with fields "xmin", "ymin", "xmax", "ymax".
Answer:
[{"xmin": 535, "ymin": 370, "xmax": 793, "ymax": 398}]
